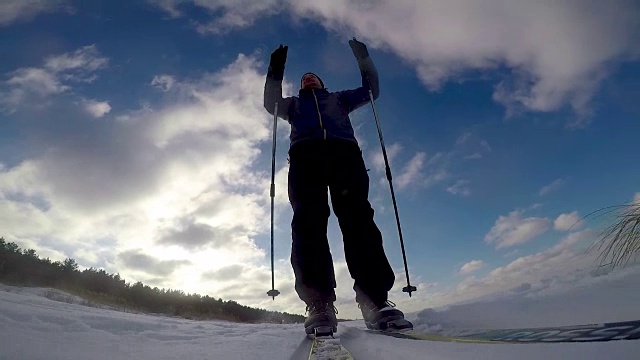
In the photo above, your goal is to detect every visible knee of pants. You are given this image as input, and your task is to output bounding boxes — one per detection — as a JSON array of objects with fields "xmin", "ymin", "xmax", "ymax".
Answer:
[
  {"xmin": 332, "ymin": 199, "xmax": 374, "ymax": 221},
  {"xmin": 292, "ymin": 204, "xmax": 330, "ymax": 227}
]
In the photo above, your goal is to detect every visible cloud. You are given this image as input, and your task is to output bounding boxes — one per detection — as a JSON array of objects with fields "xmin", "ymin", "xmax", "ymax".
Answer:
[
  {"xmin": 459, "ymin": 260, "xmax": 485, "ymax": 275},
  {"xmin": 371, "ymin": 146, "xmax": 449, "ymax": 191},
  {"xmin": 485, "ymin": 230, "xmax": 596, "ymax": 284},
  {"xmin": 2, "ymin": 45, "xmax": 108, "ymax": 111},
  {"xmin": 554, "ymin": 228, "xmax": 596, "ymax": 251},
  {"xmin": 455, "ymin": 132, "xmax": 472, "ymax": 145},
  {"xmin": 202, "ymin": 264, "xmax": 244, "ymax": 282},
  {"xmin": 371, "ymin": 143, "xmax": 402, "ymax": 172},
  {"xmin": 372, "ymin": 135, "xmax": 491, "ymax": 194},
  {"xmin": 539, "ymin": 178, "xmax": 565, "ymax": 196},
  {"xmin": 634, "ymin": 192, "xmax": 640, "ymax": 204},
  {"xmin": 118, "ymin": 249, "xmax": 190, "ymax": 277},
  {"xmin": 422, "ymin": 229, "xmax": 602, "ymax": 309},
  {"xmin": 484, "ymin": 210, "xmax": 552, "ymax": 249},
  {"xmin": 5, "ymin": 68, "xmax": 68, "ymax": 106},
  {"xmin": 296, "ymin": 0, "xmax": 639, "ymax": 117},
  {"xmin": 405, "ymin": 152, "xmax": 450, "ymax": 190},
  {"xmin": 157, "ymin": 221, "xmax": 221, "ymax": 249},
  {"xmin": 82, "ymin": 99, "xmax": 111, "ymax": 118},
  {"xmin": 455, "ymin": 132, "xmax": 492, "ymax": 160},
  {"xmin": 148, "ymin": 0, "xmax": 280, "ymax": 34},
  {"xmin": 157, "ymin": 0, "xmax": 640, "ymax": 120},
  {"xmin": 395, "ymin": 152, "xmax": 426, "ymax": 189},
  {"xmin": 151, "ymin": 75, "xmax": 176, "ymax": 91},
  {"xmin": 0, "ymin": 0, "xmax": 69, "ymax": 26},
  {"xmin": 0, "ymin": 53, "xmax": 282, "ymax": 307},
  {"xmin": 447, "ymin": 180, "xmax": 470, "ymax": 196},
  {"xmin": 44, "ymin": 45, "xmax": 108, "ymax": 74},
  {"xmin": 554, "ymin": 211, "xmax": 584, "ymax": 231}
]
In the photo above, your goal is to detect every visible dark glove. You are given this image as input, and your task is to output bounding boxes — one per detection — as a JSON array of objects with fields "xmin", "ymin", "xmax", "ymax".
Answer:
[
  {"xmin": 268, "ymin": 44, "xmax": 288, "ymax": 81},
  {"xmin": 349, "ymin": 38, "xmax": 369, "ymax": 60}
]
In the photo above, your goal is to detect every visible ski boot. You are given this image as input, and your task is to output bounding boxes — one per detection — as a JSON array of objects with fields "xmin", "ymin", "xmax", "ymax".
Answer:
[
  {"xmin": 304, "ymin": 301, "xmax": 338, "ymax": 337},
  {"xmin": 359, "ymin": 299, "xmax": 413, "ymax": 331}
]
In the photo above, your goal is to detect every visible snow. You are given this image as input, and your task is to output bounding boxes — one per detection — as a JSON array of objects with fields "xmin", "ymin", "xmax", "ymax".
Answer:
[{"xmin": 1, "ymin": 280, "xmax": 639, "ymax": 360}]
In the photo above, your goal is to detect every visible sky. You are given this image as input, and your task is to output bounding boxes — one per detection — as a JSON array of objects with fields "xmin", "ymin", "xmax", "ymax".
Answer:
[
  {"xmin": 1, "ymin": 0, "xmax": 640, "ymax": 320},
  {"xmin": 2, "ymin": 276, "xmax": 640, "ymax": 359}
]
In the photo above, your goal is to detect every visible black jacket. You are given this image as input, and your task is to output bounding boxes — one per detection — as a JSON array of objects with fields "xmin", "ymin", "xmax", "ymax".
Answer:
[{"xmin": 264, "ymin": 57, "xmax": 379, "ymax": 147}]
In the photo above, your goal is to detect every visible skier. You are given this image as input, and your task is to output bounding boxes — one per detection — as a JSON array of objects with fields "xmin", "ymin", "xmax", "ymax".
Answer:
[{"xmin": 264, "ymin": 38, "xmax": 413, "ymax": 335}]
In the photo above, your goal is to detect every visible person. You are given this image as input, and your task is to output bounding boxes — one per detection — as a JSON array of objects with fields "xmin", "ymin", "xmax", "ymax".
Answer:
[{"xmin": 263, "ymin": 39, "xmax": 412, "ymax": 334}]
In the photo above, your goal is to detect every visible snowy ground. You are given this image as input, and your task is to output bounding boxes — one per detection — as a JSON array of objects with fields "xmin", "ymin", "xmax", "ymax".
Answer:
[{"xmin": 1, "ymin": 273, "xmax": 640, "ymax": 360}]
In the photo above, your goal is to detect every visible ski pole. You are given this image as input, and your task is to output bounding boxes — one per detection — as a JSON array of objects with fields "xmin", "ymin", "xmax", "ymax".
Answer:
[
  {"xmin": 368, "ymin": 89, "xmax": 417, "ymax": 297},
  {"xmin": 267, "ymin": 101, "xmax": 280, "ymax": 300}
]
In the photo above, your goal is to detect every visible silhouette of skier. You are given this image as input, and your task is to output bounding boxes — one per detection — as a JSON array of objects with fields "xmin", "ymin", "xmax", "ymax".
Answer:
[{"xmin": 264, "ymin": 38, "xmax": 412, "ymax": 334}]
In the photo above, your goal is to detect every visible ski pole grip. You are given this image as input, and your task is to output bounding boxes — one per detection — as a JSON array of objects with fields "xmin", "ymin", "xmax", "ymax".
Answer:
[{"xmin": 270, "ymin": 184, "xmax": 275, "ymax": 198}]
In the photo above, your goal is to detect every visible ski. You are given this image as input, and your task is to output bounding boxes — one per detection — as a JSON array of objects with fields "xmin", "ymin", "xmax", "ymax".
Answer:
[
  {"xmin": 365, "ymin": 319, "xmax": 640, "ymax": 343},
  {"xmin": 365, "ymin": 329, "xmax": 509, "ymax": 344},
  {"xmin": 308, "ymin": 326, "xmax": 355, "ymax": 360}
]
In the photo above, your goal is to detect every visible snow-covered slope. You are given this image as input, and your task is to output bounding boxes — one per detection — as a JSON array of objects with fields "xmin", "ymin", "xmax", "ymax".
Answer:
[{"xmin": 1, "ymin": 276, "xmax": 639, "ymax": 360}]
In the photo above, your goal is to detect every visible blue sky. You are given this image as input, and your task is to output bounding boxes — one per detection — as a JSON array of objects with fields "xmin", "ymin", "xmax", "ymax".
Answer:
[{"xmin": 1, "ymin": 0, "xmax": 639, "ymax": 319}]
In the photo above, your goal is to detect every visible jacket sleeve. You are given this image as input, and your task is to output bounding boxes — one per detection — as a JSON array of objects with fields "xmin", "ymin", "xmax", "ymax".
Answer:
[
  {"xmin": 264, "ymin": 75, "xmax": 293, "ymax": 121},
  {"xmin": 338, "ymin": 56, "xmax": 379, "ymax": 113}
]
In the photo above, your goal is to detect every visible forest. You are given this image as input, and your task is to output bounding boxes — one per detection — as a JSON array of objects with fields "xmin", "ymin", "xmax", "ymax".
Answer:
[{"xmin": 0, "ymin": 237, "xmax": 304, "ymax": 324}]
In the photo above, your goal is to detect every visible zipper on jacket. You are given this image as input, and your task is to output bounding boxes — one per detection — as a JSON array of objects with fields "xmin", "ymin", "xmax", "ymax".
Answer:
[{"xmin": 311, "ymin": 89, "xmax": 327, "ymax": 140}]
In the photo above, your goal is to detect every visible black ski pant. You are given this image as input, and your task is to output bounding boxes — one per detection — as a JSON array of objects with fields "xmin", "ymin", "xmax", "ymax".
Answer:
[{"xmin": 288, "ymin": 139, "xmax": 395, "ymax": 306}]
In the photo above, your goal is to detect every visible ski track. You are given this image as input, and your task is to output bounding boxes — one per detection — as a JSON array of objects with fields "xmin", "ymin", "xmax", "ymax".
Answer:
[{"xmin": 288, "ymin": 337, "xmax": 312, "ymax": 360}]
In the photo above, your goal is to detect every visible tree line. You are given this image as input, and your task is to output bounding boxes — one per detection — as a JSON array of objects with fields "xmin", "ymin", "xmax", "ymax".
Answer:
[{"xmin": 0, "ymin": 237, "xmax": 304, "ymax": 324}]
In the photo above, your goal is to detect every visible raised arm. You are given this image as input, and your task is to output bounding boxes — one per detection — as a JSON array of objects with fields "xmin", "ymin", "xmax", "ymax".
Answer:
[
  {"xmin": 264, "ymin": 45, "xmax": 292, "ymax": 120},
  {"xmin": 339, "ymin": 39, "xmax": 379, "ymax": 112},
  {"xmin": 350, "ymin": 38, "xmax": 379, "ymax": 100}
]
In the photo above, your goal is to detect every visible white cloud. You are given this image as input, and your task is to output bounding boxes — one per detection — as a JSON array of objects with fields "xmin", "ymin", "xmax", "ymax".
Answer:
[
  {"xmin": 148, "ymin": 0, "xmax": 280, "ymax": 34},
  {"xmin": 485, "ymin": 210, "xmax": 551, "ymax": 249},
  {"xmin": 151, "ymin": 75, "xmax": 176, "ymax": 91},
  {"xmin": 554, "ymin": 211, "xmax": 584, "ymax": 231},
  {"xmin": 553, "ymin": 229, "xmax": 596, "ymax": 252},
  {"xmin": 634, "ymin": 192, "xmax": 640, "ymax": 204},
  {"xmin": 420, "ymin": 228, "xmax": 603, "ymax": 310},
  {"xmin": 2, "ymin": 45, "xmax": 108, "ymax": 111},
  {"xmin": 396, "ymin": 152, "xmax": 426, "ymax": 189},
  {"xmin": 82, "ymin": 99, "xmax": 111, "ymax": 118},
  {"xmin": 0, "ymin": 0, "xmax": 69, "ymax": 26},
  {"xmin": 391, "ymin": 152, "xmax": 450, "ymax": 190},
  {"xmin": 372, "ymin": 146, "xmax": 449, "ymax": 191},
  {"xmin": 371, "ymin": 143, "xmax": 402, "ymax": 172},
  {"xmin": 4, "ymin": 68, "xmax": 67, "ymax": 107},
  {"xmin": 0, "ymin": 53, "xmax": 299, "ymax": 312},
  {"xmin": 459, "ymin": 260, "xmax": 485, "ymax": 275},
  {"xmin": 455, "ymin": 132, "xmax": 472, "ymax": 145},
  {"xmin": 539, "ymin": 178, "xmax": 565, "ymax": 196},
  {"xmin": 480, "ymin": 141, "xmax": 492, "ymax": 152},
  {"xmin": 118, "ymin": 249, "xmax": 191, "ymax": 277},
  {"xmin": 447, "ymin": 180, "xmax": 470, "ymax": 196},
  {"xmin": 455, "ymin": 132, "xmax": 492, "ymax": 161},
  {"xmin": 485, "ymin": 229, "xmax": 596, "ymax": 284},
  {"xmin": 156, "ymin": 0, "xmax": 640, "ymax": 120},
  {"xmin": 44, "ymin": 45, "xmax": 108, "ymax": 74},
  {"xmin": 373, "ymin": 137, "xmax": 486, "ymax": 194}
]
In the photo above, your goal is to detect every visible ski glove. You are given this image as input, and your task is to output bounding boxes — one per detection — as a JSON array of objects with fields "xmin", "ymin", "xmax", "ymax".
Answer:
[
  {"xmin": 349, "ymin": 38, "xmax": 369, "ymax": 60},
  {"xmin": 268, "ymin": 44, "xmax": 288, "ymax": 81}
]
